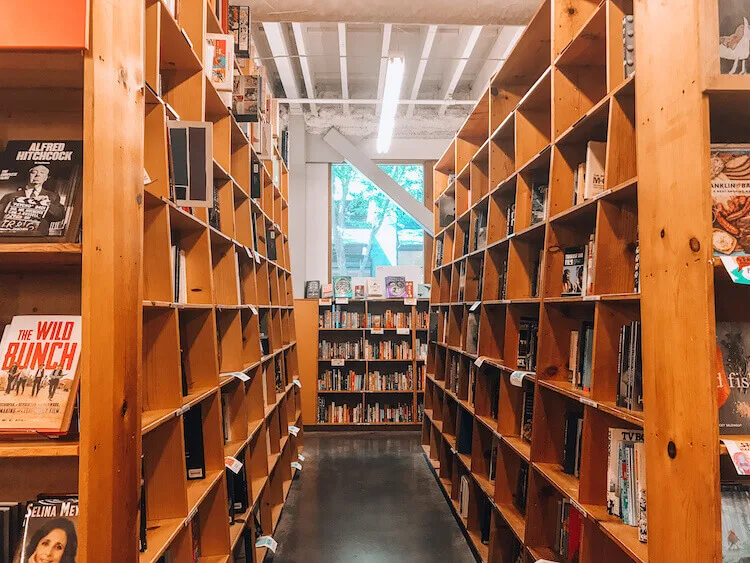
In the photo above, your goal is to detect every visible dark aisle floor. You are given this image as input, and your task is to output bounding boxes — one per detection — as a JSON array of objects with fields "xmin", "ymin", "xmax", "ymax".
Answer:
[{"xmin": 269, "ymin": 431, "xmax": 476, "ymax": 563}]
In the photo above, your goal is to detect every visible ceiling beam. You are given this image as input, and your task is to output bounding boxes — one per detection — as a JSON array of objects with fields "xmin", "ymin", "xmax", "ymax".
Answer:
[
  {"xmin": 470, "ymin": 25, "xmax": 525, "ymax": 99},
  {"xmin": 439, "ymin": 25, "xmax": 482, "ymax": 116},
  {"xmin": 376, "ymin": 24, "xmax": 393, "ymax": 116},
  {"xmin": 276, "ymin": 97, "xmax": 476, "ymax": 105},
  {"xmin": 262, "ymin": 22, "xmax": 302, "ymax": 114},
  {"xmin": 406, "ymin": 24, "xmax": 438, "ymax": 118},
  {"xmin": 323, "ymin": 128, "xmax": 434, "ymax": 235},
  {"xmin": 291, "ymin": 23, "xmax": 317, "ymax": 115},
  {"xmin": 338, "ymin": 23, "xmax": 350, "ymax": 115}
]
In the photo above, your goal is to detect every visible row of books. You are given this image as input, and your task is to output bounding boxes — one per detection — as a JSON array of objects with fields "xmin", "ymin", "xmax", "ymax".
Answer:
[
  {"xmin": 562, "ymin": 411, "xmax": 584, "ymax": 477},
  {"xmin": 317, "ymin": 398, "xmax": 363, "ymax": 423},
  {"xmin": 569, "ymin": 321, "xmax": 594, "ymax": 392},
  {"xmin": 311, "ymin": 276, "xmax": 425, "ymax": 299},
  {"xmin": 367, "ymin": 369, "xmax": 414, "ymax": 391},
  {"xmin": 607, "ymin": 428, "xmax": 647, "ymax": 542},
  {"xmin": 319, "ymin": 340, "xmax": 363, "ymax": 360},
  {"xmin": 517, "ymin": 317, "xmax": 539, "ymax": 371},
  {"xmin": 370, "ymin": 311, "xmax": 411, "ymax": 329},
  {"xmin": 319, "ymin": 310, "xmax": 365, "ymax": 329},
  {"xmin": 415, "ymin": 311, "xmax": 430, "ymax": 329},
  {"xmin": 617, "ymin": 321, "xmax": 643, "ymax": 412},
  {"xmin": 365, "ymin": 402, "xmax": 414, "ymax": 423},
  {"xmin": 317, "ymin": 369, "xmax": 365, "ymax": 391},
  {"xmin": 364, "ymin": 340, "xmax": 414, "ymax": 360},
  {"xmin": 562, "ymin": 234, "xmax": 595, "ymax": 297}
]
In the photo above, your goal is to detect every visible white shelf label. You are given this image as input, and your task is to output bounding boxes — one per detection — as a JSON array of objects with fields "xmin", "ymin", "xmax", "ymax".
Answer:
[
  {"xmin": 253, "ymin": 249, "xmax": 261, "ymax": 264},
  {"xmin": 579, "ymin": 397, "xmax": 598, "ymax": 408},
  {"xmin": 224, "ymin": 456, "xmax": 243, "ymax": 474},
  {"xmin": 396, "ymin": 328, "xmax": 411, "ymax": 335},
  {"xmin": 298, "ymin": 454, "xmax": 306, "ymax": 462},
  {"xmin": 470, "ymin": 301, "xmax": 481, "ymax": 312},
  {"xmin": 450, "ymin": 447, "xmax": 457, "ymax": 455},
  {"xmin": 255, "ymin": 536, "xmax": 278, "ymax": 553},
  {"xmin": 331, "ymin": 358, "xmax": 345, "ymax": 367},
  {"xmin": 187, "ymin": 507, "xmax": 198, "ymax": 524},
  {"xmin": 582, "ymin": 295, "xmax": 600, "ymax": 301},
  {"xmin": 293, "ymin": 379, "xmax": 302, "ymax": 388},
  {"xmin": 371, "ymin": 328, "xmax": 384, "ymax": 335},
  {"xmin": 318, "ymin": 298, "xmax": 332, "ymax": 306},
  {"xmin": 224, "ymin": 371, "xmax": 250, "ymax": 382},
  {"xmin": 245, "ymin": 247, "xmax": 253, "ymax": 260},
  {"xmin": 509, "ymin": 371, "xmax": 532, "ymax": 387},
  {"xmin": 288, "ymin": 425, "xmax": 300, "ymax": 436},
  {"xmin": 474, "ymin": 356, "xmax": 487, "ymax": 367},
  {"xmin": 335, "ymin": 297, "xmax": 349, "ymax": 304},
  {"xmin": 291, "ymin": 461, "xmax": 303, "ymax": 470},
  {"xmin": 249, "ymin": 305, "xmax": 258, "ymax": 315},
  {"xmin": 404, "ymin": 297, "xmax": 418, "ymax": 306}
]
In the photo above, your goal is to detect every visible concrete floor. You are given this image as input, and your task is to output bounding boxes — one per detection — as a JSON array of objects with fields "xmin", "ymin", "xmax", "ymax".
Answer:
[{"xmin": 269, "ymin": 431, "xmax": 476, "ymax": 563}]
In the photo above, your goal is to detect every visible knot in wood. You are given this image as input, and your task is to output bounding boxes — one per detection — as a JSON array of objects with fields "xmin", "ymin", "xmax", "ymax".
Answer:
[{"xmin": 689, "ymin": 237, "xmax": 700, "ymax": 252}]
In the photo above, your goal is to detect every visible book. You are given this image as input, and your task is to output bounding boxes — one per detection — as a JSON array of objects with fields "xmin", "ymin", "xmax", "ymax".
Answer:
[
  {"xmin": 250, "ymin": 158, "xmax": 261, "ymax": 199},
  {"xmin": 515, "ymin": 461, "xmax": 529, "ymax": 514},
  {"xmin": 562, "ymin": 246, "xmax": 585, "ymax": 296},
  {"xmin": 459, "ymin": 475, "xmax": 470, "ymax": 518},
  {"xmin": 417, "ymin": 283, "xmax": 431, "ymax": 298},
  {"xmin": 354, "ymin": 285, "xmax": 365, "ymax": 299},
  {"xmin": 385, "ymin": 276, "xmax": 407, "ymax": 298},
  {"xmin": 721, "ymin": 483, "xmax": 750, "ymax": 560},
  {"xmin": 584, "ymin": 141, "xmax": 606, "ymax": 199},
  {"xmin": 623, "ymin": 15, "xmax": 635, "ymax": 78},
  {"xmin": 139, "ymin": 456, "xmax": 147, "ymax": 552},
  {"xmin": 0, "ymin": 140, "xmax": 83, "ymax": 242},
  {"xmin": 228, "ymin": 4, "xmax": 250, "ymax": 58},
  {"xmin": 404, "ymin": 281, "xmax": 414, "ymax": 298},
  {"xmin": 607, "ymin": 428, "xmax": 644, "ymax": 519},
  {"xmin": 0, "ymin": 315, "xmax": 82, "ymax": 435},
  {"xmin": 530, "ymin": 248, "xmax": 543, "ymax": 298},
  {"xmin": 530, "ymin": 169, "xmax": 548, "ymax": 224},
  {"xmin": 366, "ymin": 279, "xmax": 383, "ymax": 297},
  {"xmin": 333, "ymin": 276, "xmax": 353, "ymax": 298},
  {"xmin": 520, "ymin": 383, "xmax": 534, "ymax": 442},
  {"xmin": 184, "ymin": 405, "xmax": 206, "ymax": 480},
  {"xmin": 435, "ymin": 238, "xmax": 444, "ymax": 267},
  {"xmin": 719, "ymin": 3, "xmax": 750, "ymax": 75},
  {"xmin": 205, "ymin": 33, "xmax": 234, "ymax": 91},
  {"xmin": 321, "ymin": 283, "xmax": 333, "ymax": 298},
  {"xmin": 634, "ymin": 235, "xmax": 640, "ymax": 292},
  {"xmin": 517, "ymin": 317, "xmax": 538, "ymax": 371},
  {"xmin": 167, "ymin": 122, "xmax": 214, "ymax": 208},
  {"xmin": 304, "ymin": 280, "xmax": 321, "ymax": 298},
  {"xmin": 466, "ymin": 313, "xmax": 479, "ymax": 355},
  {"xmin": 233, "ymin": 74, "xmax": 262, "ymax": 122},
  {"xmin": 579, "ymin": 321, "xmax": 594, "ymax": 392},
  {"xmin": 266, "ymin": 229, "xmax": 277, "ymax": 261},
  {"xmin": 20, "ymin": 497, "xmax": 79, "ymax": 563},
  {"xmin": 506, "ymin": 203, "xmax": 515, "ymax": 235},
  {"xmin": 635, "ymin": 441, "xmax": 647, "ymax": 543},
  {"xmin": 711, "ymin": 144, "xmax": 750, "ymax": 255},
  {"xmin": 474, "ymin": 207, "xmax": 488, "ymax": 250},
  {"xmin": 0, "ymin": 502, "xmax": 24, "ymax": 563},
  {"xmin": 562, "ymin": 411, "xmax": 583, "ymax": 475},
  {"xmin": 585, "ymin": 233, "xmax": 595, "ymax": 295},
  {"xmin": 208, "ymin": 183, "xmax": 220, "ymax": 230},
  {"xmin": 438, "ymin": 193, "xmax": 455, "ymax": 227},
  {"xmin": 569, "ymin": 330, "xmax": 580, "ymax": 385},
  {"xmin": 717, "ymin": 321, "xmax": 750, "ymax": 433}
]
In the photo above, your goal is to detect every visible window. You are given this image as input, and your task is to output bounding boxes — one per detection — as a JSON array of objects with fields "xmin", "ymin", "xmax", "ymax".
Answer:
[{"xmin": 331, "ymin": 163, "xmax": 425, "ymax": 279}]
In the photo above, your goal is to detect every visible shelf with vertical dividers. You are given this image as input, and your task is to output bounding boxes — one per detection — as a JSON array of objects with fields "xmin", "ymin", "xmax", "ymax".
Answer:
[
  {"xmin": 140, "ymin": 0, "xmax": 301, "ymax": 561},
  {"xmin": 302, "ymin": 297, "xmax": 430, "ymax": 427},
  {"xmin": 421, "ymin": 0, "xmax": 685, "ymax": 561}
]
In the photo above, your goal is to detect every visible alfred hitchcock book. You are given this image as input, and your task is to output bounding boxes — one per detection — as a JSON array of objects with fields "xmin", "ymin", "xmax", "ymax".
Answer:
[
  {"xmin": 0, "ymin": 316, "xmax": 82, "ymax": 435},
  {"xmin": 0, "ymin": 141, "xmax": 83, "ymax": 242}
]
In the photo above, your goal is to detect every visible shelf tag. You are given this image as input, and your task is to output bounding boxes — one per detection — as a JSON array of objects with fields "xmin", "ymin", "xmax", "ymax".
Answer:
[
  {"xmin": 404, "ymin": 297, "xmax": 418, "ymax": 306},
  {"xmin": 288, "ymin": 425, "xmax": 300, "ymax": 436},
  {"xmin": 724, "ymin": 439, "xmax": 750, "ymax": 475},
  {"xmin": 249, "ymin": 305, "xmax": 258, "ymax": 315},
  {"xmin": 224, "ymin": 456, "xmax": 244, "ymax": 474},
  {"xmin": 187, "ymin": 507, "xmax": 198, "ymax": 524},
  {"xmin": 253, "ymin": 249, "xmax": 261, "ymax": 264},
  {"xmin": 450, "ymin": 447, "xmax": 457, "ymax": 455},
  {"xmin": 293, "ymin": 379, "xmax": 302, "ymax": 388},
  {"xmin": 396, "ymin": 328, "xmax": 411, "ymax": 335},
  {"xmin": 509, "ymin": 371, "xmax": 532, "ymax": 387},
  {"xmin": 474, "ymin": 356, "xmax": 487, "ymax": 367},
  {"xmin": 579, "ymin": 397, "xmax": 598, "ymax": 409},
  {"xmin": 470, "ymin": 301, "xmax": 481, "ymax": 312},
  {"xmin": 318, "ymin": 298, "xmax": 332, "ymax": 306},
  {"xmin": 255, "ymin": 536, "xmax": 278, "ymax": 553},
  {"xmin": 178, "ymin": 404, "xmax": 190, "ymax": 416},
  {"xmin": 335, "ymin": 297, "xmax": 349, "ymax": 304},
  {"xmin": 370, "ymin": 328, "xmax": 384, "ymax": 335},
  {"xmin": 291, "ymin": 461, "xmax": 303, "ymax": 470},
  {"xmin": 298, "ymin": 454, "xmax": 305, "ymax": 462},
  {"xmin": 331, "ymin": 358, "xmax": 345, "ymax": 367},
  {"xmin": 225, "ymin": 371, "xmax": 250, "ymax": 382},
  {"xmin": 536, "ymin": 559, "xmax": 557, "ymax": 563},
  {"xmin": 582, "ymin": 295, "xmax": 600, "ymax": 301},
  {"xmin": 244, "ymin": 246, "xmax": 253, "ymax": 260}
]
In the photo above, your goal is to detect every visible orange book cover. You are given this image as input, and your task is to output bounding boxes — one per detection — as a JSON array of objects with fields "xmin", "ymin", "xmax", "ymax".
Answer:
[{"xmin": 0, "ymin": 1, "xmax": 88, "ymax": 50}]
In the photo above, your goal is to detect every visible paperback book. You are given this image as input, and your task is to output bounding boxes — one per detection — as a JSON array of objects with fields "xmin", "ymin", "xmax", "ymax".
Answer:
[
  {"xmin": 722, "ymin": 483, "xmax": 750, "ymax": 561},
  {"xmin": 20, "ymin": 498, "xmax": 79, "ymax": 563},
  {"xmin": 385, "ymin": 276, "xmax": 407, "ymax": 298},
  {"xmin": 711, "ymin": 144, "xmax": 750, "ymax": 255},
  {"xmin": 717, "ymin": 321, "xmax": 750, "ymax": 434},
  {"xmin": 562, "ymin": 247, "xmax": 585, "ymax": 296}
]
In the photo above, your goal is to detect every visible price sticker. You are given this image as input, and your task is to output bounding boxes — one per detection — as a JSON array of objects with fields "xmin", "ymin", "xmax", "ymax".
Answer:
[
  {"xmin": 404, "ymin": 298, "xmax": 418, "ymax": 306},
  {"xmin": 255, "ymin": 536, "xmax": 278, "ymax": 553},
  {"xmin": 291, "ymin": 461, "xmax": 303, "ymax": 470},
  {"xmin": 224, "ymin": 456, "xmax": 244, "ymax": 474}
]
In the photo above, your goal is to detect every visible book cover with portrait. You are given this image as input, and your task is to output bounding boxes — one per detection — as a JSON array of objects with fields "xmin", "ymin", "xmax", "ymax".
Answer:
[
  {"xmin": 0, "ymin": 141, "xmax": 83, "ymax": 243},
  {"xmin": 20, "ymin": 498, "xmax": 79, "ymax": 563},
  {"xmin": 0, "ymin": 316, "xmax": 82, "ymax": 435}
]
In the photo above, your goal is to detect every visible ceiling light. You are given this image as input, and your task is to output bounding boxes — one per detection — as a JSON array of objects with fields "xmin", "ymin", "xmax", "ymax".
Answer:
[{"xmin": 377, "ymin": 57, "xmax": 405, "ymax": 154}]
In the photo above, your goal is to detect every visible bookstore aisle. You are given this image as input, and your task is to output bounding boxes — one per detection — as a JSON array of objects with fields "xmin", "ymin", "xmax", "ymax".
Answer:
[{"xmin": 271, "ymin": 432, "xmax": 476, "ymax": 562}]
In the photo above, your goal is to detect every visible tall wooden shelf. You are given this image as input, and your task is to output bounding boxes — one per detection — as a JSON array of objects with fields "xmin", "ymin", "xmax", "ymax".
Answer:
[
  {"xmin": 0, "ymin": 0, "xmax": 301, "ymax": 561},
  {"xmin": 423, "ymin": 0, "xmax": 729, "ymax": 561}
]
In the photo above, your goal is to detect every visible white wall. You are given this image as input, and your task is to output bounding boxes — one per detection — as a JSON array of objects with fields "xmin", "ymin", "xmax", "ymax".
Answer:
[{"xmin": 288, "ymin": 116, "xmax": 452, "ymax": 296}]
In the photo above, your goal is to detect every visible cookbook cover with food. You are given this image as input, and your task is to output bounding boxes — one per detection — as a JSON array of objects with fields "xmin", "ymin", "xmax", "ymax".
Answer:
[{"xmin": 712, "ymin": 144, "xmax": 750, "ymax": 256}]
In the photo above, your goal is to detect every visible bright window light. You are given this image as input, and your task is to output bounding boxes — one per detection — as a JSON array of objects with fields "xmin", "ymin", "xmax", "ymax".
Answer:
[{"xmin": 377, "ymin": 57, "xmax": 405, "ymax": 154}]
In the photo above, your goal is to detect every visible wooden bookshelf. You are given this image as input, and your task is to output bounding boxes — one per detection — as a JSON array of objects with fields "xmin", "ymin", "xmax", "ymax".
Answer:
[
  {"xmin": 296, "ymin": 298, "xmax": 428, "ymax": 428},
  {"xmin": 0, "ymin": 1, "xmax": 301, "ymax": 561},
  {"xmin": 424, "ymin": 0, "xmax": 729, "ymax": 561}
]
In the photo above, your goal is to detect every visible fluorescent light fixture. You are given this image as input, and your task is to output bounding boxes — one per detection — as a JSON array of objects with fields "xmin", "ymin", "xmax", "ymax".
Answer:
[{"xmin": 377, "ymin": 57, "xmax": 405, "ymax": 154}]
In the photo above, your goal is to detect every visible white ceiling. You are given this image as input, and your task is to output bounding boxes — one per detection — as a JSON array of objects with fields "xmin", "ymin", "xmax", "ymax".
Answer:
[{"xmin": 252, "ymin": 22, "xmax": 525, "ymax": 139}]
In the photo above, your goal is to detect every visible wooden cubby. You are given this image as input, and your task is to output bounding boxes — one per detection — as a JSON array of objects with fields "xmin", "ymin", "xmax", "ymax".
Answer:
[
  {"xmin": 421, "ymin": 0, "xmax": 732, "ymax": 561},
  {"xmin": 0, "ymin": 3, "xmax": 302, "ymax": 561}
]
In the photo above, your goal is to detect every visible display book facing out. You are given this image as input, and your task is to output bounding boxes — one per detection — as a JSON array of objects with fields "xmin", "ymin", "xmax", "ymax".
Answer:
[
  {"xmin": 0, "ymin": 2, "xmax": 300, "ymax": 563},
  {"xmin": 313, "ymin": 295, "xmax": 430, "ymax": 426},
  {"xmin": 421, "ymin": 0, "xmax": 654, "ymax": 561}
]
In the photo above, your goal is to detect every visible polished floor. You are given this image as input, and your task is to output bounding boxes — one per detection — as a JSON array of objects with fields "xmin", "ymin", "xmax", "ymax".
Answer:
[{"xmin": 270, "ymin": 431, "xmax": 476, "ymax": 563}]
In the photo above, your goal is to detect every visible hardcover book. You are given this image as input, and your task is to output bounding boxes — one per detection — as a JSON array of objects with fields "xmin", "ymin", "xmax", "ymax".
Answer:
[
  {"xmin": 584, "ymin": 141, "xmax": 606, "ymax": 200},
  {"xmin": 607, "ymin": 428, "xmax": 644, "ymax": 518},
  {"xmin": 719, "ymin": 2, "xmax": 750, "ymax": 75},
  {"xmin": 530, "ymin": 169, "xmax": 548, "ymax": 225},
  {"xmin": 711, "ymin": 144, "xmax": 750, "ymax": 255},
  {"xmin": 228, "ymin": 4, "xmax": 250, "ymax": 58},
  {"xmin": 205, "ymin": 33, "xmax": 234, "ymax": 91},
  {"xmin": 0, "ymin": 140, "xmax": 83, "ymax": 242},
  {"xmin": 304, "ymin": 280, "xmax": 321, "ymax": 298},
  {"xmin": 20, "ymin": 498, "xmax": 79, "ymax": 563},
  {"xmin": 717, "ymin": 321, "xmax": 750, "ymax": 433},
  {"xmin": 385, "ymin": 276, "xmax": 407, "ymax": 298},
  {"xmin": 0, "ymin": 315, "xmax": 82, "ymax": 435},
  {"xmin": 333, "ymin": 276, "xmax": 353, "ymax": 298},
  {"xmin": 562, "ymin": 246, "xmax": 585, "ymax": 296},
  {"xmin": 233, "ymin": 74, "xmax": 263, "ymax": 123},
  {"xmin": 417, "ymin": 283, "xmax": 431, "ymax": 298},
  {"xmin": 404, "ymin": 281, "xmax": 414, "ymax": 298},
  {"xmin": 184, "ymin": 405, "xmax": 206, "ymax": 480},
  {"xmin": 321, "ymin": 283, "xmax": 333, "ymax": 298},
  {"xmin": 354, "ymin": 284, "xmax": 365, "ymax": 299},
  {"xmin": 366, "ymin": 279, "xmax": 383, "ymax": 297}
]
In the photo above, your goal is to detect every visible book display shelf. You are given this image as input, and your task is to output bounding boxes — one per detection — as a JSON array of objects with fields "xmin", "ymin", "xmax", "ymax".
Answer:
[
  {"xmin": 422, "ymin": 0, "xmax": 735, "ymax": 561},
  {"xmin": 0, "ymin": 1, "xmax": 302, "ymax": 561},
  {"xmin": 296, "ymin": 298, "xmax": 428, "ymax": 428}
]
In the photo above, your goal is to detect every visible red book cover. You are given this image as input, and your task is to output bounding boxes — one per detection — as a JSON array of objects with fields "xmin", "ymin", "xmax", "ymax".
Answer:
[{"xmin": 567, "ymin": 506, "xmax": 583, "ymax": 562}]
